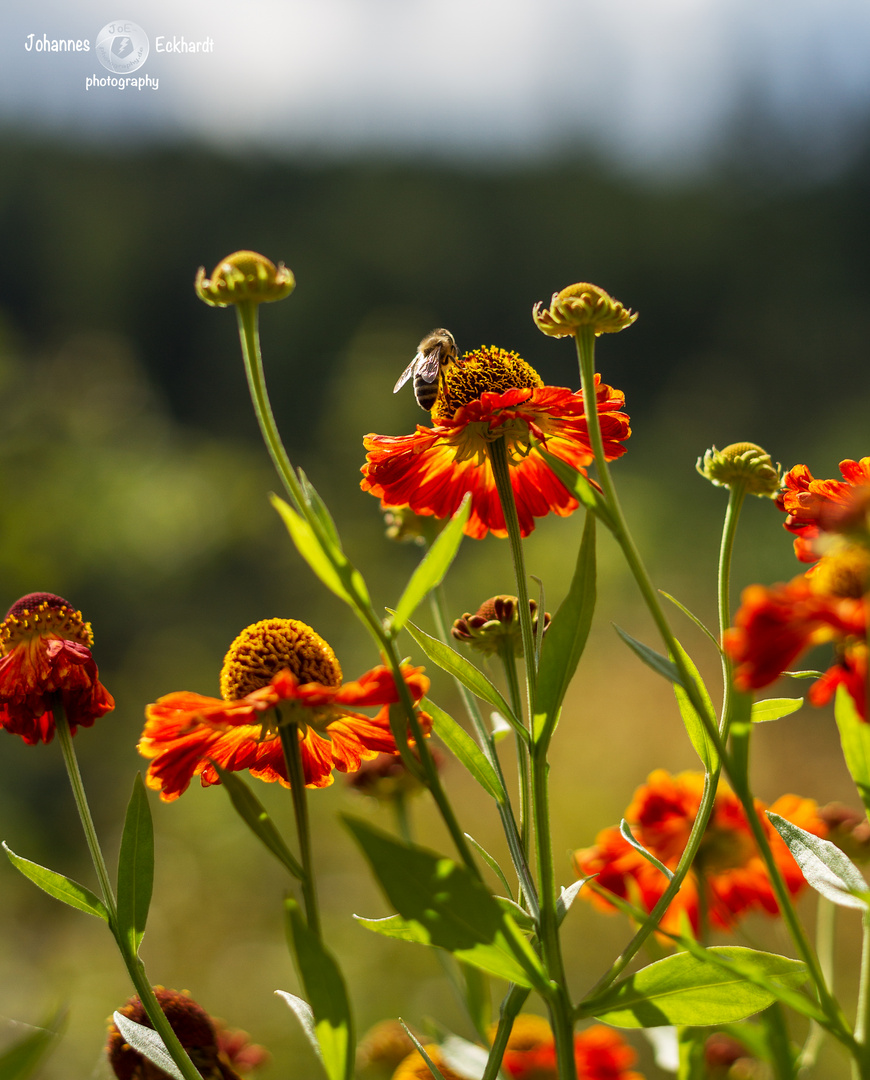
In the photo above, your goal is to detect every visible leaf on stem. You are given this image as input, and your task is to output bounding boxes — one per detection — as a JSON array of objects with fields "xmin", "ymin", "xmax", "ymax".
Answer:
[
  {"xmin": 212, "ymin": 764, "xmax": 304, "ymax": 880},
  {"xmin": 426, "ymin": 698, "xmax": 506, "ymax": 805},
  {"xmin": 767, "ymin": 811, "xmax": 870, "ymax": 910},
  {"xmin": 390, "ymin": 496, "xmax": 471, "ymax": 634},
  {"xmin": 111, "ymin": 1013, "xmax": 184, "ymax": 1080},
  {"xmin": 398, "ymin": 1024, "xmax": 449, "ymax": 1080},
  {"xmin": 834, "ymin": 685, "xmax": 870, "ymax": 818},
  {"xmin": 3, "ymin": 843, "xmax": 109, "ymax": 923},
  {"xmin": 750, "ymin": 698, "xmax": 803, "ymax": 723},
  {"xmin": 534, "ymin": 446, "xmax": 616, "ymax": 529},
  {"xmin": 275, "ymin": 991, "xmax": 322, "ymax": 1063},
  {"xmin": 613, "ymin": 625, "xmax": 683, "ymax": 686},
  {"xmin": 557, "ymin": 880, "xmax": 587, "ymax": 924},
  {"xmin": 670, "ymin": 639, "xmax": 718, "ymax": 772},
  {"xmin": 403, "ymin": 621, "xmax": 525, "ymax": 739},
  {"xmin": 534, "ymin": 512, "xmax": 596, "ymax": 742},
  {"xmin": 116, "ymin": 774, "xmax": 154, "ymax": 954},
  {"xmin": 284, "ymin": 899, "xmax": 354, "ymax": 1080},
  {"xmin": 584, "ymin": 947, "xmax": 807, "ymax": 1028},
  {"xmin": 344, "ymin": 816, "xmax": 548, "ymax": 991},
  {"xmin": 464, "ymin": 833, "xmax": 514, "ymax": 899},
  {"xmin": 619, "ymin": 820, "xmax": 674, "ymax": 882},
  {"xmin": 658, "ymin": 591, "xmax": 721, "ymax": 651}
]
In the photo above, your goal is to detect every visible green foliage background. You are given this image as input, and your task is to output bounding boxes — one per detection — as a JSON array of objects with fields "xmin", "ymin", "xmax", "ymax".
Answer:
[{"xmin": 0, "ymin": 131, "xmax": 868, "ymax": 1077}]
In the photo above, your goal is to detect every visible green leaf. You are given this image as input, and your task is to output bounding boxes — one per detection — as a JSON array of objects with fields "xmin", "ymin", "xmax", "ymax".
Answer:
[
  {"xmin": 670, "ymin": 639, "xmax": 718, "ymax": 771},
  {"xmin": 213, "ymin": 764, "xmax": 304, "ymax": 880},
  {"xmin": 783, "ymin": 669, "xmax": 824, "ymax": 680},
  {"xmin": 835, "ymin": 685, "xmax": 870, "ymax": 817},
  {"xmin": 297, "ymin": 468, "xmax": 343, "ymax": 550},
  {"xmin": 3, "ymin": 843, "xmax": 108, "ymax": 923},
  {"xmin": 0, "ymin": 1008, "xmax": 66, "ymax": 1080},
  {"xmin": 534, "ymin": 512, "xmax": 596, "ymax": 741},
  {"xmin": 751, "ymin": 698, "xmax": 803, "ymax": 723},
  {"xmin": 585, "ymin": 947, "xmax": 807, "ymax": 1028},
  {"xmin": 390, "ymin": 496, "xmax": 471, "ymax": 633},
  {"xmin": 613, "ymin": 625, "xmax": 683, "ymax": 686},
  {"xmin": 427, "ymin": 698, "xmax": 506, "ymax": 805},
  {"xmin": 399, "ymin": 1025, "xmax": 449, "ymax": 1080},
  {"xmin": 619, "ymin": 820, "xmax": 674, "ymax": 881},
  {"xmin": 275, "ymin": 991, "xmax": 321, "ymax": 1063},
  {"xmin": 767, "ymin": 811, "xmax": 870, "ymax": 910},
  {"xmin": 344, "ymin": 816, "xmax": 548, "ymax": 991},
  {"xmin": 464, "ymin": 833, "xmax": 514, "ymax": 899},
  {"xmin": 557, "ymin": 880, "xmax": 587, "ymax": 924},
  {"xmin": 659, "ymin": 591, "xmax": 721, "ymax": 651},
  {"xmin": 271, "ymin": 495, "xmax": 372, "ymax": 615},
  {"xmin": 534, "ymin": 446, "xmax": 615, "ymax": 529},
  {"xmin": 403, "ymin": 620, "xmax": 525, "ymax": 739},
  {"xmin": 111, "ymin": 1013, "xmax": 184, "ymax": 1080},
  {"xmin": 285, "ymin": 899, "xmax": 354, "ymax": 1080},
  {"xmin": 116, "ymin": 774, "xmax": 154, "ymax": 954}
]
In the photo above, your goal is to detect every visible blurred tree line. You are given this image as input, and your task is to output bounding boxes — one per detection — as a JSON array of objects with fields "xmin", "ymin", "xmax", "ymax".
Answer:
[{"xmin": 0, "ymin": 129, "xmax": 868, "ymax": 1078}]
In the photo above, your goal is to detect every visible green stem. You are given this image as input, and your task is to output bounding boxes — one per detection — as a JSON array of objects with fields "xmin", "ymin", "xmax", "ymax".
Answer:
[
  {"xmin": 799, "ymin": 899, "xmax": 836, "ymax": 1075},
  {"xmin": 235, "ymin": 301, "xmax": 306, "ymax": 513},
  {"xmin": 717, "ymin": 481, "xmax": 747, "ymax": 736},
  {"xmin": 857, "ymin": 914, "xmax": 870, "ymax": 1080},
  {"xmin": 498, "ymin": 639, "xmax": 531, "ymax": 860},
  {"xmin": 278, "ymin": 718, "xmax": 321, "ymax": 938},
  {"xmin": 54, "ymin": 707, "xmax": 203, "ymax": 1080},
  {"xmin": 487, "ymin": 439, "xmax": 575, "ymax": 1080},
  {"xmin": 483, "ymin": 985, "xmax": 530, "ymax": 1080}
]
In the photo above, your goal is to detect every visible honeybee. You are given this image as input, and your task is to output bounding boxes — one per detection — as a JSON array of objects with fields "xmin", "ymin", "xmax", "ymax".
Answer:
[{"xmin": 393, "ymin": 328, "xmax": 458, "ymax": 411}]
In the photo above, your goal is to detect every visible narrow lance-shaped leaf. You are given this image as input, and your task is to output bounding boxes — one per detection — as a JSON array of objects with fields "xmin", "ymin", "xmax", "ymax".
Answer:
[
  {"xmin": 403, "ymin": 619, "xmax": 525, "ymax": 738},
  {"xmin": 297, "ymin": 468, "xmax": 343, "ymax": 550},
  {"xmin": 0, "ymin": 1006, "xmax": 66, "ymax": 1080},
  {"xmin": 390, "ymin": 496, "xmax": 471, "ymax": 633},
  {"xmin": 344, "ymin": 815, "xmax": 548, "ymax": 991},
  {"xmin": 767, "ymin": 811, "xmax": 870, "ymax": 910},
  {"xmin": 619, "ymin": 820, "xmax": 674, "ymax": 882},
  {"xmin": 116, "ymin": 773, "xmax": 154, "ymax": 954},
  {"xmin": 111, "ymin": 1013, "xmax": 184, "ymax": 1080},
  {"xmin": 670, "ymin": 639, "xmax": 718, "ymax": 772},
  {"xmin": 583, "ymin": 947, "xmax": 807, "ymax": 1028},
  {"xmin": 751, "ymin": 698, "xmax": 803, "ymax": 723},
  {"xmin": 535, "ymin": 445, "xmax": 616, "ymax": 529},
  {"xmin": 3, "ymin": 843, "xmax": 109, "ymax": 923},
  {"xmin": 275, "ymin": 992, "xmax": 322, "ymax": 1063},
  {"xmin": 835, "ymin": 684, "xmax": 870, "ymax": 818},
  {"xmin": 534, "ymin": 511, "xmax": 596, "ymax": 742},
  {"xmin": 464, "ymin": 833, "xmax": 514, "ymax": 899},
  {"xmin": 213, "ymin": 764, "xmax": 304, "ymax": 880},
  {"xmin": 285, "ymin": 899, "xmax": 354, "ymax": 1080},
  {"xmin": 613, "ymin": 625, "xmax": 683, "ymax": 686},
  {"xmin": 426, "ymin": 698, "xmax": 506, "ymax": 805}
]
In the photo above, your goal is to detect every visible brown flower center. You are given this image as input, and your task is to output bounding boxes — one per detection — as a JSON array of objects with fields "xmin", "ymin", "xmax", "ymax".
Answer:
[
  {"xmin": 219, "ymin": 618, "xmax": 342, "ymax": 701},
  {"xmin": 0, "ymin": 593, "xmax": 92, "ymax": 655},
  {"xmin": 431, "ymin": 347, "xmax": 543, "ymax": 421}
]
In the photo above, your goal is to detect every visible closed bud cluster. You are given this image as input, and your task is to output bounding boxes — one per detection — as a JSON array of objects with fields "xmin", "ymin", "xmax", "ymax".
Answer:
[
  {"xmin": 195, "ymin": 251, "xmax": 295, "ymax": 308},
  {"xmin": 696, "ymin": 442, "xmax": 780, "ymax": 498},
  {"xmin": 533, "ymin": 283, "xmax": 637, "ymax": 338},
  {"xmin": 452, "ymin": 595, "xmax": 550, "ymax": 657}
]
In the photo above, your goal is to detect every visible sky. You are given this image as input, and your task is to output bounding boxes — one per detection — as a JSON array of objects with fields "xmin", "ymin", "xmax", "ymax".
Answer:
[{"xmin": 2, "ymin": 0, "xmax": 870, "ymax": 172}]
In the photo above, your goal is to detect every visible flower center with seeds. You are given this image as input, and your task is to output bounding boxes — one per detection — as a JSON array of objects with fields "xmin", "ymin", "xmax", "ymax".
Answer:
[
  {"xmin": 809, "ymin": 545, "xmax": 870, "ymax": 600},
  {"xmin": 0, "ymin": 593, "xmax": 93, "ymax": 655},
  {"xmin": 431, "ymin": 347, "xmax": 543, "ymax": 421},
  {"xmin": 219, "ymin": 618, "xmax": 342, "ymax": 701}
]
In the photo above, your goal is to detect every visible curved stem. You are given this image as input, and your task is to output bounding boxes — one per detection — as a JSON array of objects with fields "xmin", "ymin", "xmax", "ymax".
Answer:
[
  {"xmin": 278, "ymin": 718, "xmax": 321, "ymax": 938},
  {"xmin": 54, "ymin": 707, "xmax": 203, "ymax": 1080},
  {"xmin": 498, "ymin": 639, "xmax": 531, "ymax": 859},
  {"xmin": 717, "ymin": 481, "xmax": 747, "ymax": 735}
]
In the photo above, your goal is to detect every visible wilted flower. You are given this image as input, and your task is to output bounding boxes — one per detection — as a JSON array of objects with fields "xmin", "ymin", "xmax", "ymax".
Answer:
[
  {"xmin": 452, "ymin": 595, "xmax": 550, "ymax": 657},
  {"xmin": 139, "ymin": 618, "xmax": 429, "ymax": 801},
  {"xmin": 0, "ymin": 592, "xmax": 114, "ymax": 745}
]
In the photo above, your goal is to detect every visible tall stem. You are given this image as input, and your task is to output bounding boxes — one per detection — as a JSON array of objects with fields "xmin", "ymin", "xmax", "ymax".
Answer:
[
  {"xmin": 717, "ymin": 481, "xmax": 746, "ymax": 735},
  {"xmin": 278, "ymin": 718, "xmax": 321, "ymax": 938},
  {"xmin": 498, "ymin": 639, "xmax": 531, "ymax": 859},
  {"xmin": 54, "ymin": 707, "xmax": 203, "ymax": 1080}
]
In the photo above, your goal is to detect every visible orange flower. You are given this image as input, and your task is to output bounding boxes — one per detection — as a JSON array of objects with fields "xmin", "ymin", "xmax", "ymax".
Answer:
[
  {"xmin": 724, "ymin": 546, "xmax": 868, "ymax": 718},
  {"xmin": 0, "ymin": 593, "xmax": 114, "ymax": 745},
  {"xmin": 361, "ymin": 346, "xmax": 630, "ymax": 540},
  {"xmin": 573, "ymin": 770, "xmax": 825, "ymax": 935},
  {"xmin": 490, "ymin": 1015, "xmax": 643, "ymax": 1080},
  {"xmin": 777, "ymin": 458, "xmax": 870, "ymax": 562},
  {"xmin": 139, "ymin": 618, "xmax": 429, "ymax": 801}
]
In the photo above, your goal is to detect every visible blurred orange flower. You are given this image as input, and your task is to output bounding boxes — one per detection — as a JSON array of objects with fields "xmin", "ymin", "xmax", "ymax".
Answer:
[
  {"xmin": 0, "ymin": 592, "xmax": 114, "ymax": 745},
  {"xmin": 491, "ymin": 1015, "xmax": 643, "ymax": 1080},
  {"xmin": 139, "ymin": 618, "xmax": 429, "ymax": 801},
  {"xmin": 362, "ymin": 347, "xmax": 630, "ymax": 540},
  {"xmin": 777, "ymin": 458, "xmax": 870, "ymax": 562},
  {"xmin": 573, "ymin": 770, "xmax": 824, "ymax": 935}
]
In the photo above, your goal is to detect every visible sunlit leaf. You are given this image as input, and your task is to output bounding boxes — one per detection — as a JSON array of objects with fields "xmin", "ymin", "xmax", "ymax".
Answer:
[
  {"xmin": 111, "ymin": 1013, "xmax": 184, "ymax": 1080},
  {"xmin": 619, "ymin": 820, "xmax": 673, "ymax": 882},
  {"xmin": 835, "ymin": 685, "xmax": 870, "ymax": 818},
  {"xmin": 116, "ymin": 773, "xmax": 154, "ymax": 954},
  {"xmin": 670, "ymin": 640, "xmax": 718, "ymax": 771},
  {"xmin": 3, "ymin": 844, "xmax": 108, "ymax": 923},
  {"xmin": 750, "ymin": 698, "xmax": 803, "ymax": 724},
  {"xmin": 427, "ymin": 698, "xmax": 505, "ymax": 805},
  {"xmin": 213, "ymin": 764, "xmax": 304, "ymax": 880},
  {"xmin": 613, "ymin": 626, "xmax": 682, "ymax": 686},
  {"xmin": 534, "ymin": 446, "xmax": 615, "ymax": 529},
  {"xmin": 345, "ymin": 816, "xmax": 547, "ymax": 990},
  {"xmin": 767, "ymin": 812, "xmax": 870, "ymax": 910},
  {"xmin": 275, "ymin": 991, "xmax": 322, "ymax": 1062}
]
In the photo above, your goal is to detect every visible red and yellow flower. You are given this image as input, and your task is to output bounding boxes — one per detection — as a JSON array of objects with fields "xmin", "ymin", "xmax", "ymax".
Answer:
[
  {"xmin": 0, "ymin": 593, "xmax": 114, "ymax": 745},
  {"xmin": 139, "ymin": 618, "xmax": 430, "ymax": 801},
  {"xmin": 573, "ymin": 770, "xmax": 825, "ymax": 935},
  {"xmin": 361, "ymin": 346, "xmax": 630, "ymax": 540},
  {"xmin": 492, "ymin": 1015, "xmax": 644, "ymax": 1080},
  {"xmin": 777, "ymin": 457, "xmax": 870, "ymax": 563}
]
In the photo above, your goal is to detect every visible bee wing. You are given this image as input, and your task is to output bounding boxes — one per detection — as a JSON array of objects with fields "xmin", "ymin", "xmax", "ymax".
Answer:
[
  {"xmin": 416, "ymin": 350, "xmax": 442, "ymax": 383},
  {"xmin": 393, "ymin": 355, "xmax": 420, "ymax": 393}
]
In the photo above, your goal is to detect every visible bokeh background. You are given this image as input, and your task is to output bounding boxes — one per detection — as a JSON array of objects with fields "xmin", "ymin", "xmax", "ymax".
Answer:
[{"xmin": 2, "ymin": 1, "xmax": 870, "ymax": 1076}]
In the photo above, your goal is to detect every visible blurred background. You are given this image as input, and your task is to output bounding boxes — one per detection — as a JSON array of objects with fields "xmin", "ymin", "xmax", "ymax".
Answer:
[{"xmin": 1, "ymin": 0, "xmax": 870, "ymax": 1076}]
